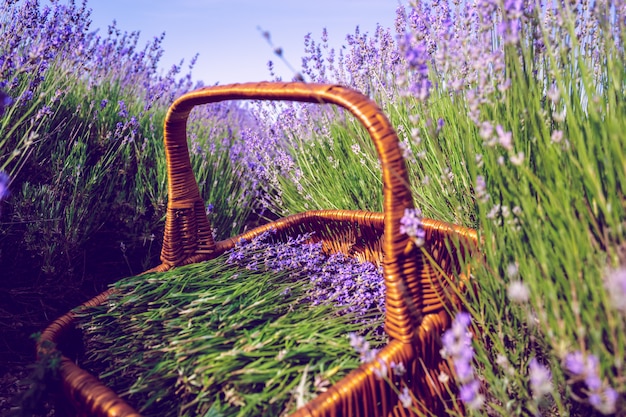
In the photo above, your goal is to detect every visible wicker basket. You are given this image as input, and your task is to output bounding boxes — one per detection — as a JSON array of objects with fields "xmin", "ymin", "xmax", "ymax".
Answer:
[{"xmin": 37, "ymin": 82, "xmax": 478, "ymax": 417}]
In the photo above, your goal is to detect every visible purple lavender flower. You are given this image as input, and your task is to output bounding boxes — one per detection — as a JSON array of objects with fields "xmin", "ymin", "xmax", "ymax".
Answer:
[
  {"xmin": 0, "ymin": 90, "xmax": 12, "ymax": 115},
  {"xmin": 373, "ymin": 359, "xmax": 388, "ymax": 380},
  {"xmin": 452, "ymin": 311, "xmax": 471, "ymax": 333},
  {"xmin": 436, "ymin": 118, "xmax": 445, "ymax": 134},
  {"xmin": 0, "ymin": 171, "xmax": 10, "ymax": 201},
  {"xmin": 479, "ymin": 121, "xmax": 494, "ymax": 142},
  {"xmin": 394, "ymin": 5, "xmax": 407, "ymax": 34},
  {"xmin": 411, "ymin": 78, "xmax": 432, "ymax": 102},
  {"xmin": 583, "ymin": 353, "xmax": 600, "ymax": 377},
  {"xmin": 604, "ymin": 267, "xmax": 626, "ymax": 314},
  {"xmin": 564, "ymin": 351, "xmax": 586, "ymax": 375},
  {"xmin": 589, "ymin": 387, "xmax": 619, "ymax": 415},
  {"xmin": 117, "ymin": 100, "xmax": 128, "ymax": 118},
  {"xmin": 475, "ymin": 175, "xmax": 489, "ymax": 203},
  {"xmin": 404, "ymin": 40, "xmax": 428, "ymax": 72},
  {"xmin": 348, "ymin": 332, "xmax": 379, "ymax": 364},
  {"xmin": 19, "ymin": 90, "xmax": 33, "ymax": 103},
  {"xmin": 496, "ymin": 124, "xmax": 513, "ymax": 151},
  {"xmin": 498, "ymin": 0, "xmax": 524, "ymax": 44},
  {"xmin": 399, "ymin": 34, "xmax": 432, "ymax": 101},
  {"xmin": 459, "ymin": 379, "xmax": 483, "ymax": 410},
  {"xmin": 497, "ymin": 17, "xmax": 522, "ymax": 45},
  {"xmin": 34, "ymin": 105, "xmax": 53, "ymax": 120},
  {"xmin": 454, "ymin": 358, "xmax": 474, "ymax": 382},
  {"xmin": 398, "ymin": 386, "xmax": 413, "ymax": 408},
  {"xmin": 349, "ymin": 332, "xmax": 368, "ymax": 352},
  {"xmin": 563, "ymin": 351, "xmax": 618, "ymax": 414},
  {"xmin": 441, "ymin": 312, "xmax": 484, "ymax": 410},
  {"xmin": 391, "ymin": 361, "xmax": 406, "ymax": 376},
  {"xmin": 585, "ymin": 373, "xmax": 603, "ymax": 391},
  {"xmin": 529, "ymin": 358, "xmax": 552, "ymax": 399},
  {"xmin": 399, "ymin": 208, "xmax": 425, "ymax": 246}
]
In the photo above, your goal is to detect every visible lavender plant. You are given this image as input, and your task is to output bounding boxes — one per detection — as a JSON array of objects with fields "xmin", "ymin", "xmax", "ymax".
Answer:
[
  {"xmin": 254, "ymin": 16, "xmax": 478, "ymax": 226},
  {"xmin": 0, "ymin": 0, "xmax": 259, "ymax": 285},
  {"xmin": 0, "ymin": 0, "xmax": 90, "ymax": 176}
]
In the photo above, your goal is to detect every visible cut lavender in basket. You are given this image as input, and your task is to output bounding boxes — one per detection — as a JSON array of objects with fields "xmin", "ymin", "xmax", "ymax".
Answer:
[
  {"xmin": 227, "ymin": 230, "xmax": 385, "ymax": 325},
  {"xmin": 77, "ymin": 244, "xmax": 377, "ymax": 417}
]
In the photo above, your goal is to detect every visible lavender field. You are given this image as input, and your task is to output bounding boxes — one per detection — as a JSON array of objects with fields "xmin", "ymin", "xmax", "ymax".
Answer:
[{"xmin": 1, "ymin": 0, "xmax": 625, "ymax": 416}]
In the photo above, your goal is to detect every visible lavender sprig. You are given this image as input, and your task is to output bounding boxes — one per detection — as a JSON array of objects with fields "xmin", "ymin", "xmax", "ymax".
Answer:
[
  {"xmin": 440, "ymin": 312, "xmax": 484, "ymax": 411},
  {"xmin": 564, "ymin": 351, "xmax": 618, "ymax": 414},
  {"xmin": 399, "ymin": 208, "xmax": 425, "ymax": 247}
]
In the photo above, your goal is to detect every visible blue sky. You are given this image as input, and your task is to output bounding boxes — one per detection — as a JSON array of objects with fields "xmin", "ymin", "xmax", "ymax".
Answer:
[{"xmin": 87, "ymin": 0, "xmax": 402, "ymax": 85}]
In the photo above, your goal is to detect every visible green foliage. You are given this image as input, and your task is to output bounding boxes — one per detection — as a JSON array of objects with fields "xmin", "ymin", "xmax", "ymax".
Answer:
[
  {"xmin": 273, "ymin": 109, "xmax": 384, "ymax": 214},
  {"xmin": 7, "ymin": 335, "xmax": 62, "ymax": 417},
  {"xmin": 2, "ymin": 76, "xmax": 162, "ymax": 280},
  {"xmin": 1, "ymin": 76, "xmax": 258, "ymax": 284}
]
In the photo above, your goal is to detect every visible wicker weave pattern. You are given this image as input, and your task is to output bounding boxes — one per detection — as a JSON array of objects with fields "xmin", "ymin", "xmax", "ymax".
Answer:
[{"xmin": 38, "ymin": 82, "xmax": 478, "ymax": 417}]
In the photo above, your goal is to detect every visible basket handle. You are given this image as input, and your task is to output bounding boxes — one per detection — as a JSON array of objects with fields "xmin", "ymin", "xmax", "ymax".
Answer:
[{"xmin": 162, "ymin": 82, "xmax": 427, "ymax": 343}]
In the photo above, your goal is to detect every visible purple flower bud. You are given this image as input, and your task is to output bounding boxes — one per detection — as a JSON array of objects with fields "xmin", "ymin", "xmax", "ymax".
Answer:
[
  {"xmin": 0, "ymin": 90, "xmax": 12, "ymax": 115},
  {"xmin": 454, "ymin": 358, "xmax": 474, "ymax": 382},
  {"xmin": 564, "ymin": 351, "xmax": 585, "ymax": 375},
  {"xmin": 391, "ymin": 361, "xmax": 406, "ymax": 377},
  {"xmin": 398, "ymin": 386, "xmax": 412, "ymax": 408},
  {"xmin": 0, "ymin": 171, "xmax": 10, "ymax": 201},
  {"xmin": 605, "ymin": 267, "xmax": 626, "ymax": 314},
  {"xmin": 585, "ymin": 374, "xmax": 602, "ymax": 391},
  {"xmin": 118, "ymin": 100, "xmax": 128, "ymax": 118},
  {"xmin": 399, "ymin": 208, "xmax": 425, "ymax": 245},
  {"xmin": 529, "ymin": 358, "xmax": 552, "ymax": 398},
  {"xmin": 459, "ymin": 380, "xmax": 484, "ymax": 410}
]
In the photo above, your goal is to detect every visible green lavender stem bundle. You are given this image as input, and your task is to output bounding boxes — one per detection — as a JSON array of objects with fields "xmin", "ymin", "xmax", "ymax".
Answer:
[{"xmin": 77, "ymin": 235, "xmax": 385, "ymax": 417}]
